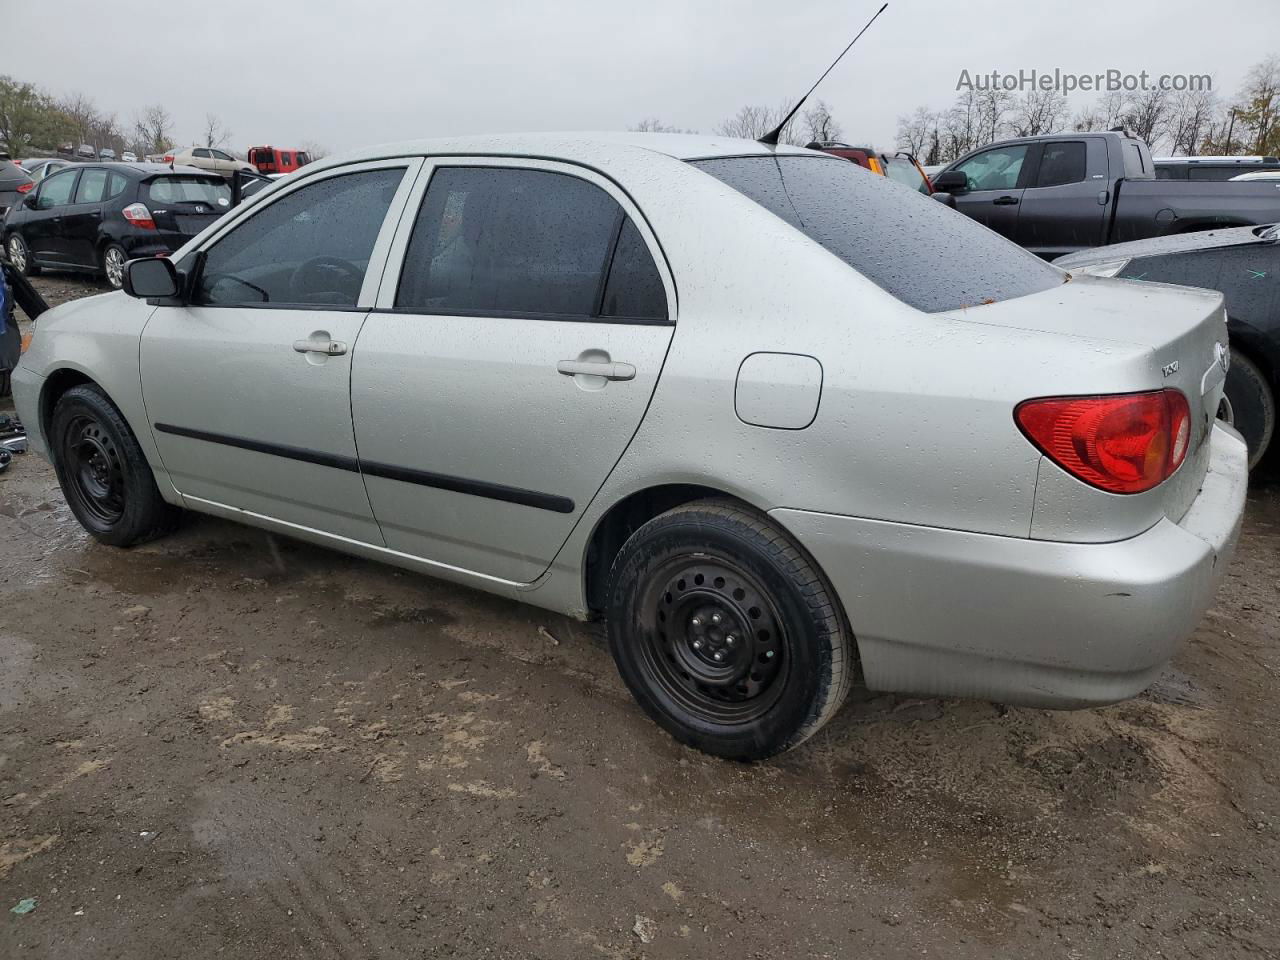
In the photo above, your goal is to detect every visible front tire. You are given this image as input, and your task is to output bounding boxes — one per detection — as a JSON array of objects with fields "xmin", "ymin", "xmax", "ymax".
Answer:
[
  {"xmin": 6, "ymin": 233, "xmax": 40, "ymax": 276},
  {"xmin": 1220, "ymin": 350, "xmax": 1274, "ymax": 469},
  {"xmin": 50, "ymin": 384, "xmax": 180, "ymax": 546},
  {"xmin": 606, "ymin": 500, "xmax": 853, "ymax": 760},
  {"xmin": 101, "ymin": 243, "xmax": 127, "ymax": 290}
]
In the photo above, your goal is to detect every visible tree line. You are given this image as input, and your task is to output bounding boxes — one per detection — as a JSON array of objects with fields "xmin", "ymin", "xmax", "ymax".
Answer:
[
  {"xmin": 633, "ymin": 98, "xmax": 844, "ymax": 146},
  {"xmin": 896, "ymin": 55, "xmax": 1280, "ymax": 164}
]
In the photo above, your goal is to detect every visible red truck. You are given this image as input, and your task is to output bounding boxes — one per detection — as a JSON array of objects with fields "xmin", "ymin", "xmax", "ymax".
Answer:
[{"xmin": 246, "ymin": 146, "xmax": 312, "ymax": 175}]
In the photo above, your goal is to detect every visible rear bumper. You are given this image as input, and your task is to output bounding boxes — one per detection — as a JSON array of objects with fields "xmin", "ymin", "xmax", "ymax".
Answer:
[{"xmin": 772, "ymin": 423, "xmax": 1248, "ymax": 708}]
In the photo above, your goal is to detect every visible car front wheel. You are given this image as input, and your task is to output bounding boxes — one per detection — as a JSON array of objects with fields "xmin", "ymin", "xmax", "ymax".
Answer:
[
  {"xmin": 51, "ymin": 384, "xmax": 180, "ymax": 546},
  {"xmin": 6, "ymin": 233, "xmax": 39, "ymax": 276},
  {"xmin": 606, "ymin": 500, "xmax": 853, "ymax": 760}
]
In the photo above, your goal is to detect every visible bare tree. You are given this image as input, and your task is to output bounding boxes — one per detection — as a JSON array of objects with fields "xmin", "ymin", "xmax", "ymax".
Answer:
[
  {"xmin": 630, "ymin": 118, "xmax": 695, "ymax": 134},
  {"xmin": 1009, "ymin": 90, "xmax": 1068, "ymax": 138},
  {"xmin": 1074, "ymin": 90, "xmax": 1128, "ymax": 132},
  {"xmin": 801, "ymin": 100, "xmax": 841, "ymax": 143},
  {"xmin": 59, "ymin": 92, "xmax": 100, "ymax": 147},
  {"xmin": 896, "ymin": 106, "xmax": 934, "ymax": 156},
  {"xmin": 975, "ymin": 88, "xmax": 1014, "ymax": 144},
  {"xmin": 1235, "ymin": 55, "xmax": 1280, "ymax": 154},
  {"xmin": 715, "ymin": 101, "xmax": 804, "ymax": 146},
  {"xmin": 133, "ymin": 104, "xmax": 175, "ymax": 156},
  {"xmin": 1123, "ymin": 88, "xmax": 1173, "ymax": 150},
  {"xmin": 300, "ymin": 140, "xmax": 329, "ymax": 161},
  {"xmin": 1167, "ymin": 88, "xmax": 1220, "ymax": 156},
  {"xmin": 203, "ymin": 113, "xmax": 231, "ymax": 149},
  {"xmin": 940, "ymin": 89, "xmax": 980, "ymax": 161}
]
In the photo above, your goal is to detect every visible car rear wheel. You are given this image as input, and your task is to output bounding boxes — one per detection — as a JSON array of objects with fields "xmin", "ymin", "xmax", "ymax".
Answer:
[
  {"xmin": 102, "ymin": 244, "xmax": 127, "ymax": 290},
  {"xmin": 1219, "ymin": 350, "xmax": 1274, "ymax": 469},
  {"xmin": 51, "ymin": 384, "xmax": 180, "ymax": 546},
  {"xmin": 606, "ymin": 499, "xmax": 853, "ymax": 761},
  {"xmin": 6, "ymin": 234, "xmax": 39, "ymax": 276}
]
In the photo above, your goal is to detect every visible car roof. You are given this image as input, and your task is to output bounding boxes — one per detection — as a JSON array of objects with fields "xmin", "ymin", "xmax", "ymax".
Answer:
[
  {"xmin": 303, "ymin": 132, "xmax": 821, "ymax": 172},
  {"xmin": 54, "ymin": 161, "xmax": 219, "ymax": 177}
]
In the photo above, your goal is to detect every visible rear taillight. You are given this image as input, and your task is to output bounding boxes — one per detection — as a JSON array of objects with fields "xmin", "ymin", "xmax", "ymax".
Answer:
[
  {"xmin": 16, "ymin": 182, "xmax": 33, "ymax": 194},
  {"xmin": 122, "ymin": 202, "xmax": 156, "ymax": 230},
  {"xmin": 163, "ymin": 154, "xmax": 174, "ymax": 165},
  {"xmin": 1015, "ymin": 390, "xmax": 1191, "ymax": 494}
]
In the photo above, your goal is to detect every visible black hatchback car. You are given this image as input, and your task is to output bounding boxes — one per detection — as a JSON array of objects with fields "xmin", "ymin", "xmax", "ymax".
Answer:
[{"xmin": 1, "ymin": 162, "xmax": 231, "ymax": 289}]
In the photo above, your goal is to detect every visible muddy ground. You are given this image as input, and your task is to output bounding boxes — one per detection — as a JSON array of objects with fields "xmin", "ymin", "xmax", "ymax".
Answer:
[{"xmin": 1, "ymin": 275, "xmax": 1278, "ymax": 959}]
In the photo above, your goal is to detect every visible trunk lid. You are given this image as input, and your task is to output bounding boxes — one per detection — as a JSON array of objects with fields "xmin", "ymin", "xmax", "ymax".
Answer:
[{"xmin": 946, "ymin": 274, "xmax": 1229, "ymax": 526}]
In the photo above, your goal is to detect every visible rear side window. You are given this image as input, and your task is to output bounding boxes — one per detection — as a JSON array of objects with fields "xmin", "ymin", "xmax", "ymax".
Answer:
[
  {"xmin": 601, "ymin": 218, "xmax": 667, "ymax": 320},
  {"xmin": 74, "ymin": 168, "xmax": 109, "ymax": 203},
  {"xmin": 107, "ymin": 172, "xmax": 129, "ymax": 200},
  {"xmin": 1035, "ymin": 142, "xmax": 1086, "ymax": 187},
  {"xmin": 195, "ymin": 167, "xmax": 404, "ymax": 307},
  {"xmin": 693, "ymin": 155, "xmax": 1062, "ymax": 313},
  {"xmin": 146, "ymin": 177, "xmax": 232, "ymax": 206},
  {"xmin": 397, "ymin": 166, "xmax": 625, "ymax": 319}
]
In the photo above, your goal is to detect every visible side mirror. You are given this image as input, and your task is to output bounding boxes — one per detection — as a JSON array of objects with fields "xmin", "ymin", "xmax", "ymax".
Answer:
[
  {"xmin": 122, "ymin": 256, "xmax": 180, "ymax": 300},
  {"xmin": 932, "ymin": 170, "xmax": 968, "ymax": 193},
  {"xmin": 930, "ymin": 191, "xmax": 957, "ymax": 208},
  {"xmin": 23, "ymin": 194, "xmax": 38, "ymax": 209}
]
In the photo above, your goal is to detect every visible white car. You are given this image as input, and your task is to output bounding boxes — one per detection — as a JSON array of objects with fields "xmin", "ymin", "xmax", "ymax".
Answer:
[
  {"xmin": 10, "ymin": 133, "xmax": 1248, "ymax": 759},
  {"xmin": 121, "ymin": 151, "xmax": 138, "ymax": 163},
  {"xmin": 1230, "ymin": 170, "xmax": 1280, "ymax": 181},
  {"xmin": 164, "ymin": 146, "xmax": 254, "ymax": 178}
]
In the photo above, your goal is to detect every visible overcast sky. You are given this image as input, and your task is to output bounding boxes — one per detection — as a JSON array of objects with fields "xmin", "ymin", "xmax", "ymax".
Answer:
[{"xmin": 5, "ymin": 0, "xmax": 1278, "ymax": 154}]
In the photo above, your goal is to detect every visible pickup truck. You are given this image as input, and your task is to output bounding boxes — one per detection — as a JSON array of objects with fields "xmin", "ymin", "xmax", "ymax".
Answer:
[{"xmin": 933, "ymin": 132, "xmax": 1280, "ymax": 259}]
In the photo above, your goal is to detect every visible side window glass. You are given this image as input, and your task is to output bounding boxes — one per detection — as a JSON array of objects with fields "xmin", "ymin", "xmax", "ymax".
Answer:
[
  {"xmin": 601, "ymin": 218, "xmax": 667, "ymax": 321},
  {"xmin": 1035, "ymin": 142, "xmax": 1086, "ymax": 188},
  {"xmin": 75, "ymin": 168, "xmax": 109, "ymax": 204},
  {"xmin": 195, "ymin": 167, "xmax": 404, "ymax": 308},
  {"xmin": 106, "ymin": 172, "xmax": 129, "ymax": 200},
  {"xmin": 956, "ymin": 145, "xmax": 1028, "ymax": 191},
  {"xmin": 396, "ymin": 167, "xmax": 621, "ymax": 317},
  {"xmin": 38, "ymin": 170, "xmax": 77, "ymax": 208}
]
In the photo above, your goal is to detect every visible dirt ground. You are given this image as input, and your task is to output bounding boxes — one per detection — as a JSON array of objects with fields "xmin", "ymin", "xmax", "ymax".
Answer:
[{"xmin": 2, "ymin": 275, "xmax": 1278, "ymax": 959}]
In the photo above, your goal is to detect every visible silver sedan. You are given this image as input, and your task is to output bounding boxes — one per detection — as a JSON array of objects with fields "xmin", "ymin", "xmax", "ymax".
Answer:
[{"xmin": 11, "ymin": 134, "xmax": 1248, "ymax": 759}]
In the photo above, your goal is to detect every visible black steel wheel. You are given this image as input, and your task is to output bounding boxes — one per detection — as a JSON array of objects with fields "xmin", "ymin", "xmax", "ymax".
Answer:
[
  {"xmin": 607, "ymin": 500, "xmax": 853, "ymax": 760},
  {"xmin": 50, "ymin": 384, "xmax": 180, "ymax": 546}
]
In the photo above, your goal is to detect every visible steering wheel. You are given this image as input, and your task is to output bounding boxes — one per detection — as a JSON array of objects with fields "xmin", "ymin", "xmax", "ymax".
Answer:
[{"xmin": 289, "ymin": 256, "xmax": 364, "ymax": 303}]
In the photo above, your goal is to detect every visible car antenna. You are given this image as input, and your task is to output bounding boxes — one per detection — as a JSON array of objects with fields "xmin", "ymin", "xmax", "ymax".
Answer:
[{"xmin": 758, "ymin": 2, "xmax": 889, "ymax": 147}]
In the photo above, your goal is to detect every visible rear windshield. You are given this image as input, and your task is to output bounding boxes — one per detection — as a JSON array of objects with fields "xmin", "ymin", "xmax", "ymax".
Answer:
[
  {"xmin": 691, "ymin": 155, "xmax": 1063, "ymax": 313},
  {"xmin": 146, "ymin": 176, "xmax": 232, "ymax": 206}
]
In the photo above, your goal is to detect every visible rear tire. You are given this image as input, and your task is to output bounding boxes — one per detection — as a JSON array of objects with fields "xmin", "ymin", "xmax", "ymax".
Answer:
[
  {"xmin": 605, "ymin": 499, "xmax": 853, "ymax": 761},
  {"xmin": 101, "ymin": 243, "xmax": 127, "ymax": 290},
  {"xmin": 1220, "ymin": 350, "xmax": 1273, "ymax": 469},
  {"xmin": 50, "ymin": 384, "xmax": 180, "ymax": 546},
  {"xmin": 6, "ymin": 233, "xmax": 40, "ymax": 276}
]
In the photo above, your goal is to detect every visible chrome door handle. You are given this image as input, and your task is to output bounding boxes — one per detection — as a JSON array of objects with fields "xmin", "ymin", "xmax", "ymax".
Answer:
[
  {"xmin": 557, "ymin": 360, "xmax": 635, "ymax": 381},
  {"xmin": 293, "ymin": 338, "xmax": 347, "ymax": 356}
]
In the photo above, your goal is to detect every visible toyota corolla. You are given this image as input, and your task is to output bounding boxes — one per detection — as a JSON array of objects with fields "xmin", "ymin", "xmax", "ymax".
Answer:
[{"xmin": 10, "ymin": 133, "xmax": 1248, "ymax": 760}]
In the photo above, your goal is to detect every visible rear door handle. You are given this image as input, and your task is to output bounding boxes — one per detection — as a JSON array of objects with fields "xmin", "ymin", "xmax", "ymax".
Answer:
[
  {"xmin": 293, "ymin": 338, "xmax": 347, "ymax": 356},
  {"xmin": 993, "ymin": 195, "xmax": 1020, "ymax": 206},
  {"xmin": 557, "ymin": 359, "xmax": 635, "ymax": 381}
]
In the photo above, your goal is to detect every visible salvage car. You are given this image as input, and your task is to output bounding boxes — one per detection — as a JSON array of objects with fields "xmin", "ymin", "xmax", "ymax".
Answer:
[
  {"xmin": 164, "ymin": 146, "xmax": 256, "ymax": 178},
  {"xmin": 1057, "ymin": 223, "xmax": 1280, "ymax": 468},
  {"xmin": 3, "ymin": 162, "xmax": 232, "ymax": 289},
  {"xmin": 11, "ymin": 134, "xmax": 1248, "ymax": 760},
  {"xmin": 934, "ymin": 132, "xmax": 1280, "ymax": 258},
  {"xmin": 0, "ymin": 157, "xmax": 34, "ymax": 221}
]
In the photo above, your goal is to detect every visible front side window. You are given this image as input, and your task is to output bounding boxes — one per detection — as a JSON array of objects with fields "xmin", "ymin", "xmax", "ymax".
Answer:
[
  {"xmin": 693, "ymin": 155, "xmax": 1062, "ymax": 313},
  {"xmin": 37, "ymin": 169, "xmax": 78, "ymax": 208},
  {"xmin": 396, "ymin": 166, "xmax": 625, "ymax": 318},
  {"xmin": 74, "ymin": 168, "xmax": 109, "ymax": 204},
  {"xmin": 211, "ymin": 149, "xmax": 233, "ymax": 162},
  {"xmin": 195, "ymin": 167, "xmax": 404, "ymax": 308},
  {"xmin": 954, "ymin": 144, "xmax": 1029, "ymax": 191},
  {"xmin": 1035, "ymin": 142, "xmax": 1086, "ymax": 188}
]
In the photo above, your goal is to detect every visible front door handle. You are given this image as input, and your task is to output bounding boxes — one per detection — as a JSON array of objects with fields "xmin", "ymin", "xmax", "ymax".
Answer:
[
  {"xmin": 557, "ymin": 359, "xmax": 635, "ymax": 381},
  {"xmin": 293, "ymin": 337, "xmax": 347, "ymax": 356},
  {"xmin": 992, "ymin": 195, "xmax": 1020, "ymax": 206}
]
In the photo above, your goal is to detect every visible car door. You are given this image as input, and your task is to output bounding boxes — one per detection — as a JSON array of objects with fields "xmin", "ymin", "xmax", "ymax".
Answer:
[
  {"xmin": 1014, "ymin": 140, "xmax": 1108, "ymax": 256},
  {"xmin": 63, "ymin": 166, "xmax": 109, "ymax": 267},
  {"xmin": 351, "ymin": 159, "xmax": 676, "ymax": 583},
  {"xmin": 948, "ymin": 142, "xmax": 1033, "ymax": 240},
  {"xmin": 139, "ymin": 159, "xmax": 420, "ymax": 543},
  {"xmin": 25, "ymin": 167, "xmax": 80, "ymax": 263}
]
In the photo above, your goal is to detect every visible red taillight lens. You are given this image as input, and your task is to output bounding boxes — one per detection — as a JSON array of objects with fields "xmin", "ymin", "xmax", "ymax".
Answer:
[
  {"xmin": 163, "ymin": 154, "xmax": 173, "ymax": 165},
  {"xmin": 122, "ymin": 202, "xmax": 156, "ymax": 231},
  {"xmin": 1015, "ymin": 390, "xmax": 1191, "ymax": 494},
  {"xmin": 16, "ymin": 182, "xmax": 34, "ymax": 194}
]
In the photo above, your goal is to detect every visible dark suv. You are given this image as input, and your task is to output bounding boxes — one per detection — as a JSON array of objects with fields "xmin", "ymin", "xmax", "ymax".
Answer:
[
  {"xmin": 2, "ymin": 162, "xmax": 231, "ymax": 289},
  {"xmin": 0, "ymin": 158, "xmax": 35, "ymax": 223}
]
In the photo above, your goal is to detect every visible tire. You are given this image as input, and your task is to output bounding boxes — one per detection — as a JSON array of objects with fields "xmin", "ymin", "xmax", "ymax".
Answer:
[
  {"xmin": 6, "ymin": 233, "xmax": 40, "ymax": 276},
  {"xmin": 101, "ymin": 243, "xmax": 127, "ymax": 290},
  {"xmin": 1220, "ymin": 350, "xmax": 1274, "ymax": 470},
  {"xmin": 605, "ymin": 499, "xmax": 853, "ymax": 761},
  {"xmin": 50, "ymin": 384, "xmax": 180, "ymax": 546}
]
